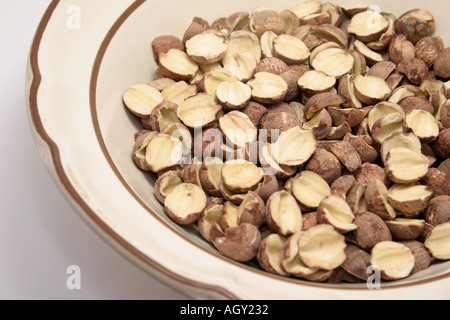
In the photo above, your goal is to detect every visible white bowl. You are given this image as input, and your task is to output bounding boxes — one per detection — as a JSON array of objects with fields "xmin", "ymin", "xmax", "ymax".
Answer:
[{"xmin": 26, "ymin": 0, "xmax": 450, "ymax": 299}]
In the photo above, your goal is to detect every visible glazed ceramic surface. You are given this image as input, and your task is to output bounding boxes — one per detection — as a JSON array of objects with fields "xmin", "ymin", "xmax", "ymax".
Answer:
[{"xmin": 27, "ymin": 0, "xmax": 450, "ymax": 299}]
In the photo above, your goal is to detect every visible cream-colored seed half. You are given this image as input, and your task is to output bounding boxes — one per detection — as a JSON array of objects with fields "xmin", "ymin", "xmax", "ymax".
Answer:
[
  {"xmin": 370, "ymin": 241, "xmax": 415, "ymax": 280},
  {"xmin": 425, "ymin": 222, "xmax": 450, "ymax": 260},
  {"xmin": 281, "ymin": 233, "xmax": 319, "ymax": 277},
  {"xmin": 158, "ymin": 172, "xmax": 183, "ymax": 200},
  {"xmin": 177, "ymin": 94, "xmax": 222, "ymax": 128},
  {"xmin": 219, "ymin": 111, "xmax": 257, "ymax": 148},
  {"xmin": 223, "ymin": 52, "xmax": 257, "ymax": 82},
  {"xmin": 259, "ymin": 143, "xmax": 298, "ymax": 177},
  {"xmin": 204, "ymin": 69, "xmax": 238, "ymax": 97},
  {"xmin": 145, "ymin": 134, "xmax": 183, "ymax": 173},
  {"xmin": 263, "ymin": 234, "xmax": 289, "ymax": 275},
  {"xmin": 298, "ymin": 224, "xmax": 347, "ymax": 270},
  {"xmin": 371, "ymin": 113, "xmax": 405, "ymax": 144},
  {"xmin": 186, "ymin": 32, "xmax": 228, "ymax": 64},
  {"xmin": 223, "ymin": 201, "xmax": 239, "ymax": 229},
  {"xmin": 260, "ymin": 31, "xmax": 277, "ymax": 58},
  {"xmin": 290, "ymin": 1, "xmax": 322, "ymax": 19},
  {"xmin": 354, "ymin": 75, "xmax": 391, "ymax": 101},
  {"xmin": 159, "ymin": 49, "xmax": 199, "ymax": 79},
  {"xmin": 380, "ymin": 132, "xmax": 421, "ymax": 164},
  {"xmin": 385, "ymin": 148, "xmax": 429, "ymax": 183},
  {"xmin": 273, "ymin": 34, "xmax": 311, "ymax": 63},
  {"xmin": 224, "ymin": 31, "xmax": 261, "ymax": 63},
  {"xmin": 311, "ymin": 48, "xmax": 354, "ymax": 78},
  {"xmin": 162, "ymin": 81, "xmax": 197, "ymax": 105},
  {"xmin": 289, "ymin": 171, "xmax": 330, "ymax": 208},
  {"xmin": 319, "ymin": 195, "xmax": 357, "ymax": 232},
  {"xmin": 298, "ymin": 70, "xmax": 336, "ymax": 91},
  {"xmin": 388, "ymin": 184, "xmax": 433, "ymax": 202},
  {"xmin": 405, "ymin": 109, "xmax": 439, "ymax": 141},
  {"xmin": 216, "ymin": 80, "xmax": 252, "ymax": 108},
  {"xmin": 123, "ymin": 84, "xmax": 164, "ymax": 118},
  {"xmin": 248, "ymin": 72, "xmax": 288, "ymax": 99},
  {"xmin": 269, "ymin": 191, "xmax": 303, "ymax": 235},
  {"xmin": 353, "ymin": 40, "xmax": 384, "ymax": 63},
  {"xmin": 203, "ymin": 157, "xmax": 224, "ymax": 191},
  {"xmin": 368, "ymin": 102, "xmax": 404, "ymax": 132},
  {"xmin": 165, "ymin": 183, "xmax": 207, "ymax": 217},
  {"xmin": 274, "ymin": 126, "xmax": 317, "ymax": 166},
  {"xmin": 222, "ymin": 160, "xmax": 263, "ymax": 192},
  {"xmin": 347, "ymin": 11, "xmax": 389, "ymax": 38}
]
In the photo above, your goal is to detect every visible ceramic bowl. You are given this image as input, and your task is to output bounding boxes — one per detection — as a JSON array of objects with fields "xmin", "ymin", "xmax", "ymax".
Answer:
[{"xmin": 27, "ymin": 0, "xmax": 450, "ymax": 299}]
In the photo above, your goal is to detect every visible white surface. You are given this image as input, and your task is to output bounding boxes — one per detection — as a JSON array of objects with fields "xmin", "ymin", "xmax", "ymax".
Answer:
[{"xmin": 0, "ymin": 0, "xmax": 189, "ymax": 300}]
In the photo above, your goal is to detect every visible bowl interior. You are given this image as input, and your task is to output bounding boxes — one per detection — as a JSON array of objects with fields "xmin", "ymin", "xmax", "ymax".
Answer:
[{"xmin": 93, "ymin": 0, "xmax": 450, "ymax": 290}]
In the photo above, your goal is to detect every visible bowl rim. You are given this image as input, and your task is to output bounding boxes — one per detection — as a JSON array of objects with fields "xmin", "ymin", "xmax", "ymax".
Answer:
[{"xmin": 28, "ymin": 0, "xmax": 450, "ymax": 299}]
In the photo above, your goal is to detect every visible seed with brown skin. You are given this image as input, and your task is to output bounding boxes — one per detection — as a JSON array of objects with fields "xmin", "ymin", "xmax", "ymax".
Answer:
[
  {"xmin": 387, "ymin": 183, "xmax": 433, "ymax": 217},
  {"xmin": 341, "ymin": 244, "xmax": 371, "ymax": 281},
  {"xmin": 421, "ymin": 168, "xmax": 450, "ymax": 197},
  {"xmin": 286, "ymin": 171, "xmax": 331, "ymax": 211},
  {"xmin": 330, "ymin": 175, "xmax": 356, "ymax": 199},
  {"xmin": 327, "ymin": 107, "xmax": 367, "ymax": 128},
  {"xmin": 394, "ymin": 9, "xmax": 435, "ymax": 45},
  {"xmin": 425, "ymin": 195, "xmax": 450, "ymax": 226},
  {"xmin": 367, "ymin": 61, "xmax": 397, "ymax": 81},
  {"xmin": 355, "ymin": 163, "xmax": 388, "ymax": 187},
  {"xmin": 440, "ymin": 100, "xmax": 450, "ymax": 129},
  {"xmin": 415, "ymin": 36, "xmax": 444, "ymax": 67},
  {"xmin": 432, "ymin": 128, "xmax": 450, "ymax": 159},
  {"xmin": 438, "ymin": 159, "xmax": 450, "ymax": 176},
  {"xmin": 328, "ymin": 141, "xmax": 362, "ymax": 173},
  {"xmin": 237, "ymin": 191, "xmax": 266, "ymax": 229},
  {"xmin": 384, "ymin": 148, "xmax": 430, "ymax": 184},
  {"xmin": 213, "ymin": 223, "xmax": 262, "ymax": 262},
  {"xmin": 398, "ymin": 58, "xmax": 429, "ymax": 85},
  {"xmin": 400, "ymin": 240, "xmax": 433, "ymax": 274},
  {"xmin": 434, "ymin": 48, "xmax": 450, "ymax": 80},
  {"xmin": 347, "ymin": 10, "xmax": 389, "ymax": 43},
  {"xmin": 250, "ymin": 9, "xmax": 286, "ymax": 38},
  {"xmin": 353, "ymin": 212, "xmax": 392, "ymax": 251},
  {"xmin": 385, "ymin": 218, "xmax": 425, "ymax": 240},
  {"xmin": 317, "ymin": 195, "xmax": 357, "ymax": 234},
  {"xmin": 343, "ymin": 134, "xmax": 379, "ymax": 164},
  {"xmin": 305, "ymin": 148, "xmax": 342, "ymax": 184},
  {"xmin": 389, "ymin": 34, "xmax": 416, "ymax": 65},
  {"xmin": 305, "ymin": 92, "xmax": 344, "ymax": 119},
  {"xmin": 399, "ymin": 96, "xmax": 434, "ymax": 115},
  {"xmin": 182, "ymin": 17, "xmax": 210, "ymax": 45},
  {"xmin": 365, "ymin": 179, "xmax": 397, "ymax": 220},
  {"xmin": 259, "ymin": 103, "xmax": 302, "ymax": 142},
  {"xmin": 152, "ymin": 35, "xmax": 185, "ymax": 64},
  {"xmin": 302, "ymin": 212, "xmax": 318, "ymax": 231},
  {"xmin": 255, "ymin": 57, "xmax": 289, "ymax": 75}
]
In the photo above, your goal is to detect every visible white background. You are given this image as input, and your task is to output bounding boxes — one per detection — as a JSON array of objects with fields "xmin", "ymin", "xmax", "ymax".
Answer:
[{"xmin": 0, "ymin": 0, "xmax": 189, "ymax": 300}]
